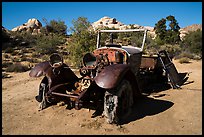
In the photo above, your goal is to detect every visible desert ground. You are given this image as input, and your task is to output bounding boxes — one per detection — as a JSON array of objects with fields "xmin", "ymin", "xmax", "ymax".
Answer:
[{"xmin": 2, "ymin": 59, "xmax": 202, "ymax": 135}]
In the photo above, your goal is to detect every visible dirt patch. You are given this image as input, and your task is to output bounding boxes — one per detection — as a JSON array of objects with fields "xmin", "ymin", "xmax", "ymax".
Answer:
[{"xmin": 2, "ymin": 59, "xmax": 202, "ymax": 135}]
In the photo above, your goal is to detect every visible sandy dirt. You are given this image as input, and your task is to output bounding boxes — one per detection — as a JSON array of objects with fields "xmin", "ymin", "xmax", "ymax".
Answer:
[{"xmin": 2, "ymin": 59, "xmax": 202, "ymax": 135}]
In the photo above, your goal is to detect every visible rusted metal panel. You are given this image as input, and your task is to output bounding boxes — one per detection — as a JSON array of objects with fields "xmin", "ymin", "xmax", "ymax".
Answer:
[
  {"xmin": 129, "ymin": 53, "xmax": 142, "ymax": 75},
  {"xmin": 93, "ymin": 47, "xmax": 127, "ymax": 63},
  {"xmin": 94, "ymin": 64, "xmax": 129, "ymax": 89},
  {"xmin": 140, "ymin": 56, "xmax": 158, "ymax": 70}
]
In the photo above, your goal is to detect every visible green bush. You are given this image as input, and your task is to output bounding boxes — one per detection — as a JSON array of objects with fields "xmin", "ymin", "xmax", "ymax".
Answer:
[
  {"xmin": 67, "ymin": 17, "xmax": 97, "ymax": 68},
  {"xmin": 35, "ymin": 34, "xmax": 66, "ymax": 55},
  {"xmin": 42, "ymin": 18, "xmax": 67, "ymax": 35},
  {"xmin": 181, "ymin": 29, "xmax": 202, "ymax": 56}
]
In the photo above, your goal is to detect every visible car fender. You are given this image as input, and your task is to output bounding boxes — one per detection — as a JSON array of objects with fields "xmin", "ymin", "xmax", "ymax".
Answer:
[
  {"xmin": 29, "ymin": 61, "xmax": 51, "ymax": 77},
  {"xmin": 94, "ymin": 64, "xmax": 130, "ymax": 89}
]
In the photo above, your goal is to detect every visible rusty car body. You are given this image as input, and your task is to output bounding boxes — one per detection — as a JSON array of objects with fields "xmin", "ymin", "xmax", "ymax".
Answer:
[{"xmin": 29, "ymin": 29, "xmax": 188, "ymax": 124}]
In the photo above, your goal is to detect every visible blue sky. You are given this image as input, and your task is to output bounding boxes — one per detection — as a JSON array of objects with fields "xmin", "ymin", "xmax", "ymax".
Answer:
[{"xmin": 2, "ymin": 2, "xmax": 202, "ymax": 33}]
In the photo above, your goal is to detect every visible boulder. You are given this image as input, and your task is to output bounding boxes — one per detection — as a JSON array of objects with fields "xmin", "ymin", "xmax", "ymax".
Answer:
[
  {"xmin": 91, "ymin": 16, "xmax": 125, "ymax": 30},
  {"xmin": 11, "ymin": 18, "xmax": 42, "ymax": 34}
]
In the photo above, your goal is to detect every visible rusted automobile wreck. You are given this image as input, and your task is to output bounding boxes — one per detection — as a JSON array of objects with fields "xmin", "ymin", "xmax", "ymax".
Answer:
[{"xmin": 29, "ymin": 29, "xmax": 189, "ymax": 124}]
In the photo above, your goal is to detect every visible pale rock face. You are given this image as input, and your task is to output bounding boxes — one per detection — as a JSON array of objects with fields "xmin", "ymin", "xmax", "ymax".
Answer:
[
  {"xmin": 179, "ymin": 24, "xmax": 202, "ymax": 40},
  {"xmin": 92, "ymin": 16, "xmax": 125, "ymax": 30},
  {"xmin": 11, "ymin": 18, "xmax": 42, "ymax": 34},
  {"xmin": 11, "ymin": 27, "xmax": 18, "ymax": 31},
  {"xmin": 144, "ymin": 26, "xmax": 154, "ymax": 31},
  {"xmin": 91, "ymin": 16, "xmax": 156, "ymax": 38}
]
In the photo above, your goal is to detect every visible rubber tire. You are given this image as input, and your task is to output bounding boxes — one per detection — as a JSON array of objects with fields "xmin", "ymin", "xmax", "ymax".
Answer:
[{"xmin": 104, "ymin": 79, "xmax": 134, "ymax": 124}]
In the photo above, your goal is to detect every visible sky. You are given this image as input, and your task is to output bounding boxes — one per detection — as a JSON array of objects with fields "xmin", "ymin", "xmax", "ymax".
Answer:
[{"xmin": 2, "ymin": 2, "xmax": 202, "ymax": 33}]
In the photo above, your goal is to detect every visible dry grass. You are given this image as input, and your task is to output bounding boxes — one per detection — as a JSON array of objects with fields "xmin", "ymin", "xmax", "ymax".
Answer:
[{"xmin": 178, "ymin": 57, "xmax": 191, "ymax": 64}]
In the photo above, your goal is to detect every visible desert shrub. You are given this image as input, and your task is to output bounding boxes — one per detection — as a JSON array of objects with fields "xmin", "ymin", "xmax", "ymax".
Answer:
[
  {"xmin": 3, "ymin": 54, "xmax": 10, "ymax": 59},
  {"xmin": 41, "ymin": 55, "xmax": 49, "ymax": 61},
  {"xmin": 9, "ymin": 31, "xmax": 38, "ymax": 48},
  {"xmin": 45, "ymin": 19, "xmax": 67, "ymax": 35},
  {"xmin": 159, "ymin": 44, "xmax": 181, "ymax": 58},
  {"xmin": 21, "ymin": 48, "xmax": 29, "ymax": 53},
  {"xmin": 11, "ymin": 57, "xmax": 21, "ymax": 62},
  {"xmin": 31, "ymin": 52, "xmax": 40, "ymax": 58},
  {"xmin": 2, "ymin": 42, "xmax": 15, "ymax": 50},
  {"xmin": 4, "ymin": 47, "xmax": 14, "ymax": 53},
  {"xmin": 35, "ymin": 34, "xmax": 66, "ymax": 55},
  {"xmin": 2, "ymin": 62, "xmax": 13, "ymax": 68},
  {"xmin": 144, "ymin": 35, "xmax": 158, "ymax": 54},
  {"xmin": 175, "ymin": 51, "xmax": 202, "ymax": 60},
  {"xmin": 5, "ymin": 63, "xmax": 30, "ymax": 72},
  {"xmin": 35, "ymin": 35, "xmax": 56, "ymax": 54},
  {"xmin": 178, "ymin": 57, "xmax": 191, "ymax": 64},
  {"xmin": 181, "ymin": 29, "xmax": 202, "ymax": 56},
  {"xmin": 20, "ymin": 56, "xmax": 27, "ymax": 61},
  {"xmin": 11, "ymin": 50, "xmax": 19, "ymax": 56},
  {"xmin": 25, "ymin": 58, "xmax": 39, "ymax": 63},
  {"xmin": 175, "ymin": 51, "xmax": 194, "ymax": 59}
]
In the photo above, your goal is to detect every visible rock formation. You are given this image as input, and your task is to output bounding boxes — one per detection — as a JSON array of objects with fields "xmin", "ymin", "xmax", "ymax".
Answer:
[
  {"xmin": 91, "ymin": 16, "xmax": 156, "ymax": 38},
  {"xmin": 11, "ymin": 18, "xmax": 42, "ymax": 35},
  {"xmin": 9, "ymin": 16, "xmax": 202, "ymax": 40},
  {"xmin": 91, "ymin": 16, "xmax": 124, "ymax": 30},
  {"xmin": 179, "ymin": 24, "xmax": 202, "ymax": 40},
  {"xmin": 91, "ymin": 16, "xmax": 202, "ymax": 40},
  {"xmin": 2, "ymin": 26, "xmax": 10, "ymax": 34}
]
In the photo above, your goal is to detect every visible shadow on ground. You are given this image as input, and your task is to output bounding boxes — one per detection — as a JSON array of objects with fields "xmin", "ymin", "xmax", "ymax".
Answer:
[{"xmin": 120, "ymin": 96, "xmax": 174, "ymax": 125}]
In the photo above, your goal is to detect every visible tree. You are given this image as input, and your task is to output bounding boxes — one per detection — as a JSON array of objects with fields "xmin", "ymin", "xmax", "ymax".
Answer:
[
  {"xmin": 70, "ymin": 17, "xmax": 91, "ymax": 34},
  {"xmin": 42, "ymin": 18, "xmax": 67, "ymax": 35},
  {"xmin": 67, "ymin": 17, "xmax": 97, "ymax": 67},
  {"xmin": 165, "ymin": 15, "xmax": 180, "ymax": 44},
  {"xmin": 154, "ymin": 15, "xmax": 181, "ymax": 45},
  {"xmin": 35, "ymin": 33, "xmax": 65, "ymax": 55},
  {"xmin": 154, "ymin": 18, "xmax": 167, "ymax": 43}
]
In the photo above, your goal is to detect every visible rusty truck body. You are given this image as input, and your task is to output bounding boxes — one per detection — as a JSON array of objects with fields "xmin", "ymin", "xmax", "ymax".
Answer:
[{"xmin": 29, "ymin": 29, "xmax": 188, "ymax": 124}]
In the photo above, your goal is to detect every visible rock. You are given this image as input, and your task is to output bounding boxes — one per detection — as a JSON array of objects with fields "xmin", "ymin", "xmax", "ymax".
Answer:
[
  {"xmin": 92, "ymin": 16, "xmax": 125, "ymax": 30},
  {"xmin": 11, "ymin": 18, "xmax": 42, "ymax": 34},
  {"xmin": 179, "ymin": 24, "xmax": 202, "ymax": 40}
]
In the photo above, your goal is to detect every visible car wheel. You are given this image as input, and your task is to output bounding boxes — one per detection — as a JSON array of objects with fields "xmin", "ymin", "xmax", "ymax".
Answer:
[{"xmin": 104, "ymin": 79, "xmax": 134, "ymax": 124}]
